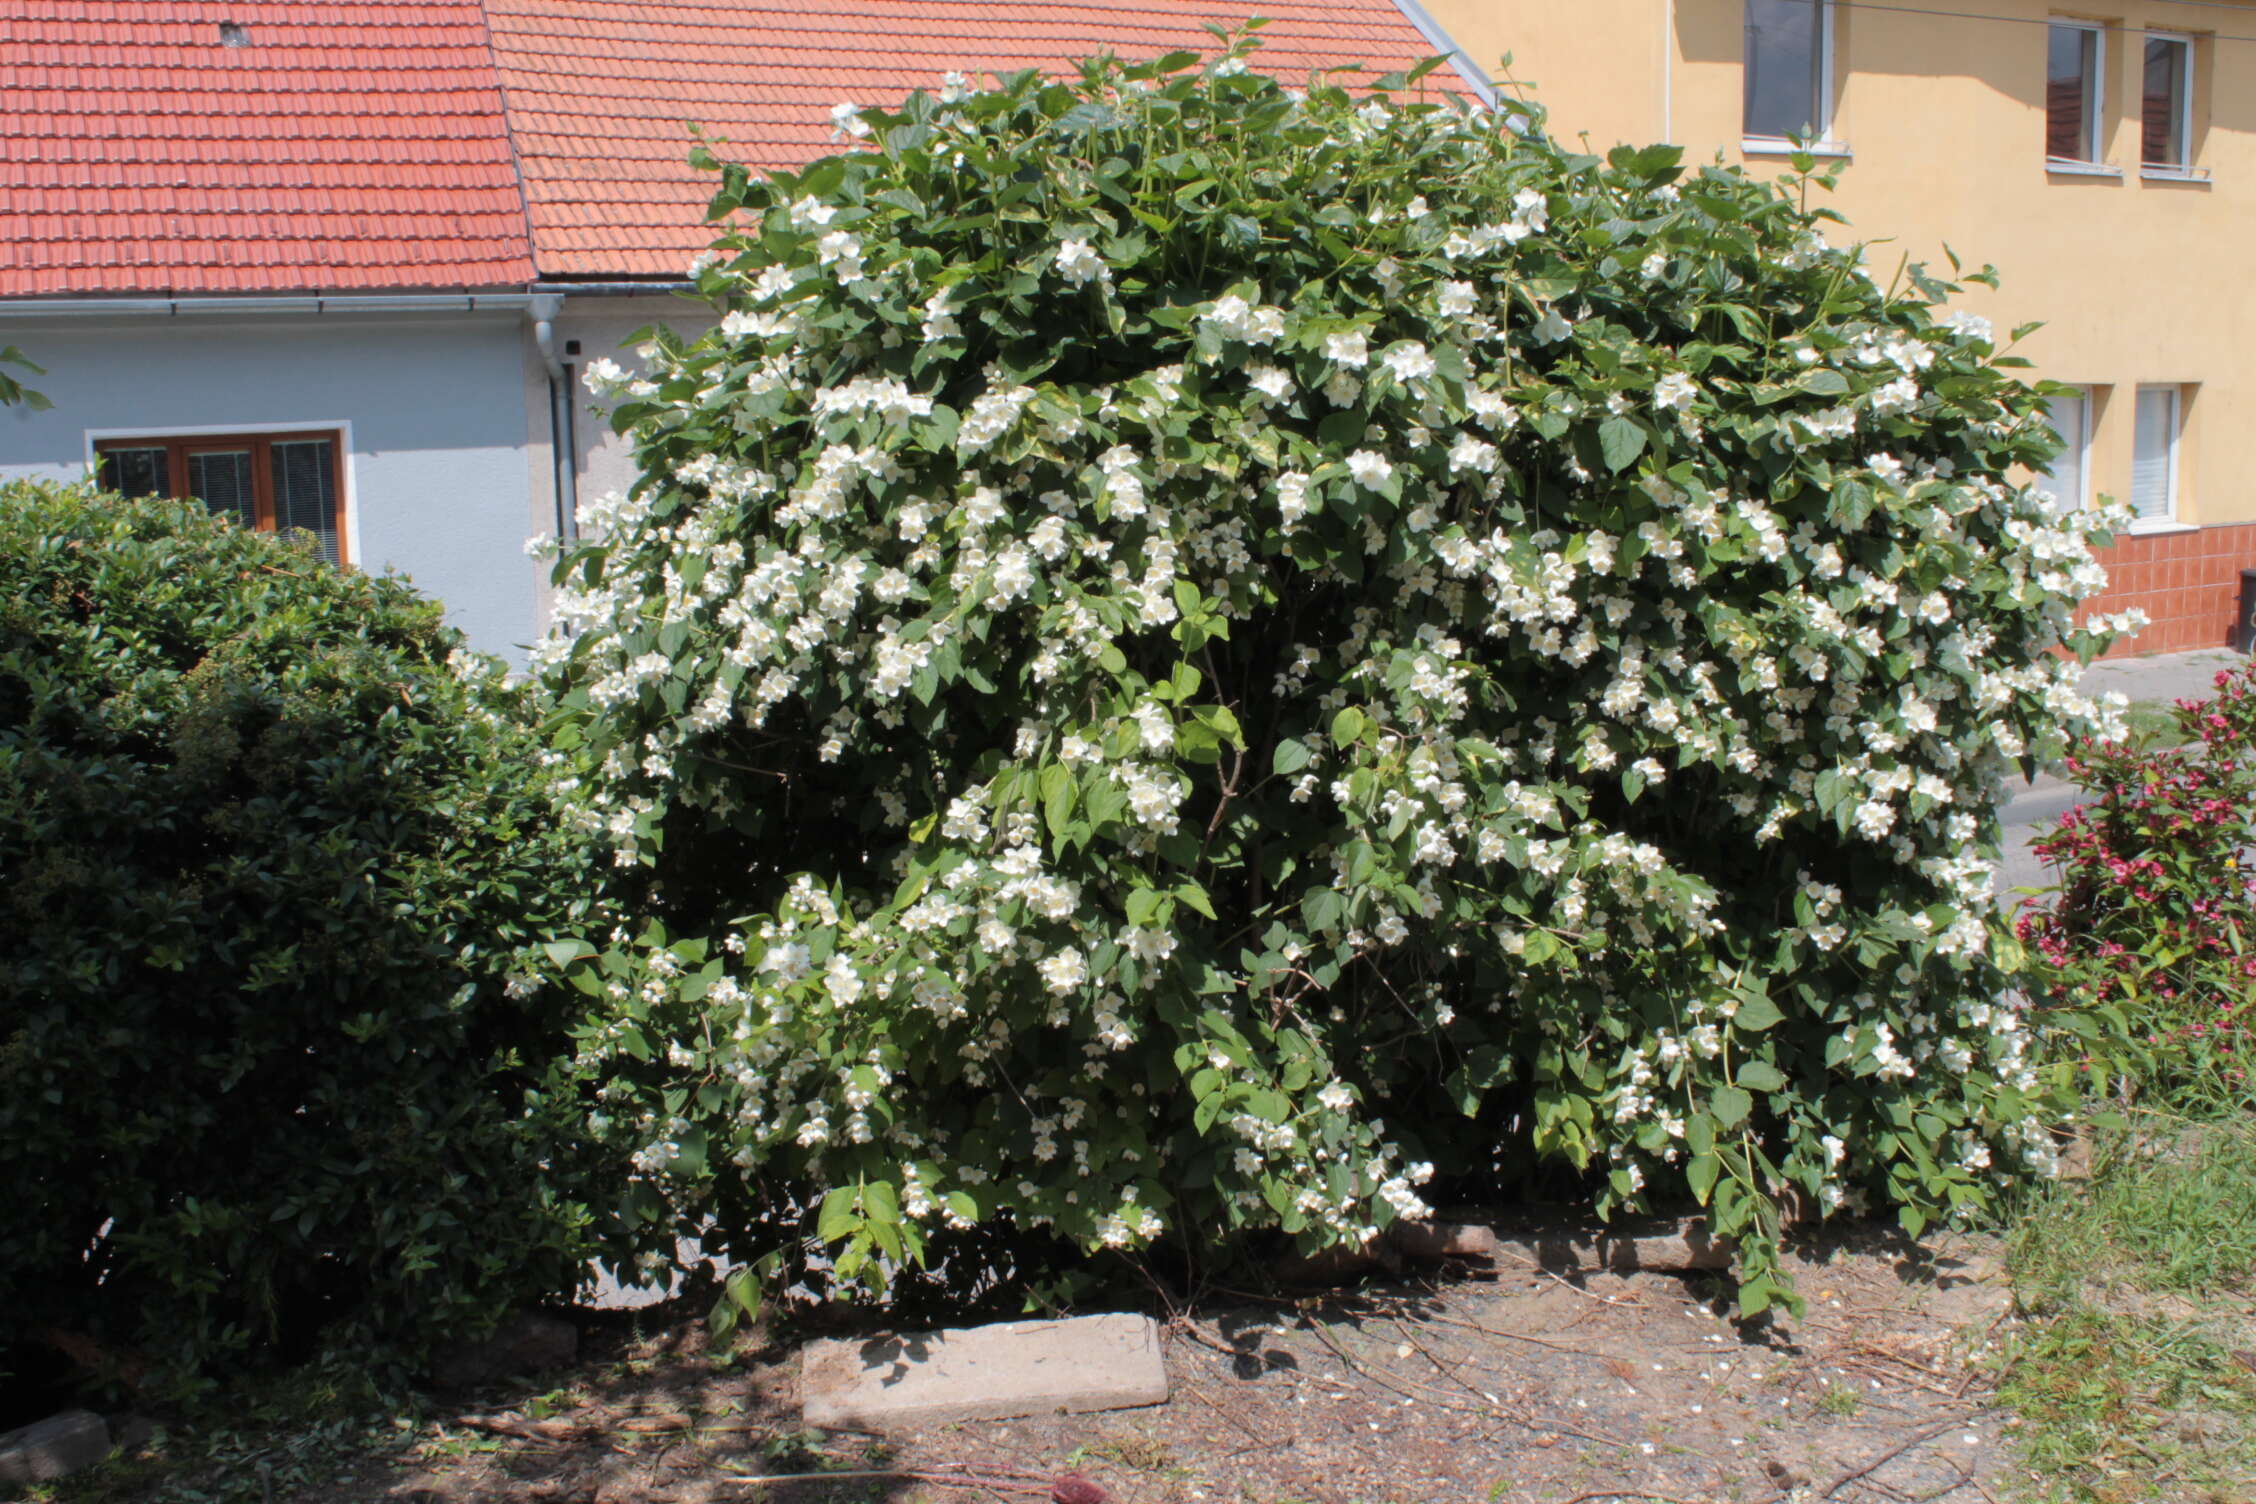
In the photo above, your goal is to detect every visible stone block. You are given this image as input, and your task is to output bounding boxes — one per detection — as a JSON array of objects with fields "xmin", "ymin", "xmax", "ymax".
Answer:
[
  {"xmin": 1507, "ymin": 1215, "xmax": 1734, "ymax": 1272},
  {"xmin": 0, "ymin": 1409, "xmax": 112, "ymax": 1486},
  {"xmin": 800, "ymin": 1312, "xmax": 1168, "ymax": 1431},
  {"xmin": 1388, "ymin": 1220, "xmax": 1502, "ymax": 1263}
]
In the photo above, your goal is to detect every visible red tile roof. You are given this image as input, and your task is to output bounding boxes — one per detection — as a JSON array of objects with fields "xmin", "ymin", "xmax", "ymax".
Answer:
[
  {"xmin": 485, "ymin": 1, "xmax": 1463, "ymax": 279},
  {"xmin": 0, "ymin": 0, "xmax": 534, "ymax": 296},
  {"xmin": 1, "ymin": 1, "xmax": 1465, "ymax": 294}
]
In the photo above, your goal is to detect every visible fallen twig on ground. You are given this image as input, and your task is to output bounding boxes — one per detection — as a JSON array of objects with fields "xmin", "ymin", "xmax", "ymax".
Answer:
[
  {"xmin": 455, "ymin": 1413, "xmax": 593, "ymax": 1443},
  {"xmin": 1821, "ymin": 1421, "xmax": 1962, "ymax": 1498}
]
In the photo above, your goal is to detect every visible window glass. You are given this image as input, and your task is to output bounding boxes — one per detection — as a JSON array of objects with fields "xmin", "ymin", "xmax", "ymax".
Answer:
[
  {"xmin": 2047, "ymin": 24, "xmax": 2100, "ymax": 162},
  {"xmin": 2131, "ymin": 387, "xmax": 2178, "ymax": 521},
  {"xmin": 98, "ymin": 446, "xmax": 169, "ymax": 499},
  {"xmin": 271, "ymin": 438, "xmax": 340, "ymax": 565},
  {"xmin": 1745, "ymin": 0, "xmax": 1827, "ymax": 140},
  {"xmin": 188, "ymin": 449, "xmax": 256, "ymax": 529},
  {"xmin": 2039, "ymin": 392, "xmax": 2088, "ymax": 509},
  {"xmin": 2143, "ymin": 36, "xmax": 2191, "ymax": 167},
  {"xmin": 95, "ymin": 432, "xmax": 345, "ymax": 566}
]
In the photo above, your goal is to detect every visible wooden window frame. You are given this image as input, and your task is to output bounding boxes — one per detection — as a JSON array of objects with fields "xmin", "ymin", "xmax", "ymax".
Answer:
[{"xmin": 94, "ymin": 429, "xmax": 348, "ymax": 567}]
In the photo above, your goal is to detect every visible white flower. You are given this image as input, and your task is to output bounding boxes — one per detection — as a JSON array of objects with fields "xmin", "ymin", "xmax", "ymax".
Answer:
[
  {"xmin": 581, "ymin": 357, "xmax": 628, "ymax": 396},
  {"xmin": 1654, "ymin": 372, "xmax": 1698, "ymax": 411},
  {"xmin": 762, "ymin": 942, "xmax": 812, "ymax": 983},
  {"xmin": 1943, "ymin": 310, "xmax": 1993, "ymax": 344},
  {"xmin": 1381, "ymin": 341, "xmax": 1437, "ymax": 382},
  {"xmin": 1054, "ymin": 236, "xmax": 1108, "ymax": 287},
  {"xmin": 829, "ymin": 101, "xmax": 871, "ymax": 139},
  {"xmin": 1347, "ymin": 450, "xmax": 1393, "ymax": 489},
  {"xmin": 1275, "ymin": 471, "xmax": 1314, "ymax": 526},
  {"xmin": 1871, "ymin": 376, "xmax": 1919, "ymax": 416},
  {"xmin": 1324, "ymin": 330, "xmax": 1370, "ymax": 368},
  {"xmin": 789, "ymin": 195, "xmax": 836, "ymax": 229},
  {"xmin": 1039, "ymin": 946, "xmax": 1088, "ymax": 995},
  {"xmin": 1248, "ymin": 365, "xmax": 1295, "ymax": 404},
  {"xmin": 1374, "ymin": 914, "xmax": 1409, "ymax": 946}
]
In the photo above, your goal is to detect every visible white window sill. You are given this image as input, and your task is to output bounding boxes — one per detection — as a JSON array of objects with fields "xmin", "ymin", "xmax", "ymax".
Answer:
[
  {"xmin": 2141, "ymin": 164, "xmax": 2212, "ymax": 184},
  {"xmin": 2126, "ymin": 517, "xmax": 2196, "ymax": 536},
  {"xmin": 2045, "ymin": 158, "xmax": 2122, "ymax": 178},
  {"xmin": 1742, "ymin": 137, "xmax": 1852, "ymax": 159}
]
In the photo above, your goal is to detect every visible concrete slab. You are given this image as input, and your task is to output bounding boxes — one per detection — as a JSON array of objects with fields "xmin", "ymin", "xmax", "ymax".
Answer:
[
  {"xmin": 2083, "ymin": 646, "xmax": 2244, "ymax": 708},
  {"xmin": 800, "ymin": 1313, "xmax": 1168, "ymax": 1431},
  {"xmin": 0, "ymin": 1410, "xmax": 111, "ymax": 1486}
]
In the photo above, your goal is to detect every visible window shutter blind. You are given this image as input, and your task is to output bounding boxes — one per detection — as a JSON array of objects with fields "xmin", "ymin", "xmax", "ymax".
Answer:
[
  {"xmin": 2131, "ymin": 388, "xmax": 2176, "ymax": 521},
  {"xmin": 188, "ymin": 450, "xmax": 256, "ymax": 529},
  {"xmin": 271, "ymin": 438, "xmax": 340, "ymax": 565},
  {"xmin": 2040, "ymin": 393, "xmax": 2087, "ymax": 508}
]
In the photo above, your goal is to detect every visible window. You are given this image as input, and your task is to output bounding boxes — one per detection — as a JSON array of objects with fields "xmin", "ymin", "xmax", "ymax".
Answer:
[
  {"xmin": 95, "ymin": 430, "xmax": 345, "ymax": 565},
  {"xmin": 2038, "ymin": 389, "xmax": 2091, "ymax": 509},
  {"xmin": 2046, "ymin": 22, "xmax": 2104, "ymax": 165},
  {"xmin": 2142, "ymin": 33, "xmax": 2194, "ymax": 170},
  {"xmin": 1744, "ymin": 0, "xmax": 1832, "ymax": 143},
  {"xmin": 2130, "ymin": 386, "xmax": 2181, "ymax": 525}
]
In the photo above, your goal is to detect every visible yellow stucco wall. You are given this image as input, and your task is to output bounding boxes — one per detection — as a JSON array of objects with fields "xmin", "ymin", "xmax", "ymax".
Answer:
[{"xmin": 1424, "ymin": 0, "xmax": 2256, "ymax": 527}]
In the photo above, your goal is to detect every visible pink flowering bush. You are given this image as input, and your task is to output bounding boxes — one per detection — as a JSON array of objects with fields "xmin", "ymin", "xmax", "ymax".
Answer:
[
  {"xmin": 2018, "ymin": 663, "xmax": 2256, "ymax": 1104},
  {"xmin": 540, "ymin": 36, "xmax": 2134, "ymax": 1317}
]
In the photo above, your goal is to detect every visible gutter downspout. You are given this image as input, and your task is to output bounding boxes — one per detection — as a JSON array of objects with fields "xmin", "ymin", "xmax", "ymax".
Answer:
[
  {"xmin": 1662, "ymin": 0, "xmax": 1676, "ymax": 143},
  {"xmin": 531, "ymin": 293, "xmax": 579, "ymax": 541}
]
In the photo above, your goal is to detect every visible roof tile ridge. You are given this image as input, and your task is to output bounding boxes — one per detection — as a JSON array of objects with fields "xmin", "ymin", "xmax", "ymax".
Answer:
[{"xmin": 473, "ymin": 0, "xmax": 542, "ymax": 281}]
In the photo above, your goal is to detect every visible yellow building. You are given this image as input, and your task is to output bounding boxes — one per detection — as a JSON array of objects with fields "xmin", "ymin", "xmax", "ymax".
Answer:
[{"xmin": 1419, "ymin": 0, "xmax": 2256, "ymax": 654}]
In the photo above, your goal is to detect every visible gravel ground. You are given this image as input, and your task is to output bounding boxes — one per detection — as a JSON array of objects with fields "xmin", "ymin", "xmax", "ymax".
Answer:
[{"xmin": 264, "ymin": 1222, "xmax": 2022, "ymax": 1504}]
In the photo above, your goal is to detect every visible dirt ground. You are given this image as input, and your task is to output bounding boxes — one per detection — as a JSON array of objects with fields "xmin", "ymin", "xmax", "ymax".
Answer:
[{"xmin": 237, "ymin": 1221, "xmax": 2030, "ymax": 1504}]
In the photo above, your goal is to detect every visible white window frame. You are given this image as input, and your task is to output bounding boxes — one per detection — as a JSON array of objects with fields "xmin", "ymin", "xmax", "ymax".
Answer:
[
  {"xmin": 2046, "ymin": 20, "xmax": 2111, "ymax": 173},
  {"xmin": 1742, "ymin": 0, "xmax": 1848, "ymax": 157},
  {"xmin": 83, "ymin": 418, "xmax": 361, "ymax": 567},
  {"xmin": 2141, "ymin": 31, "xmax": 2199, "ymax": 176},
  {"xmin": 2129, "ymin": 384, "xmax": 2186, "ymax": 533},
  {"xmin": 2039, "ymin": 387, "xmax": 2092, "ymax": 511}
]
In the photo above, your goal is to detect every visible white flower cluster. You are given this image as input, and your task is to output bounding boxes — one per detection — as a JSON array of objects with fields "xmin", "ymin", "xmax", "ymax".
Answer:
[{"xmin": 544, "ymin": 53, "xmax": 2132, "ymax": 1294}]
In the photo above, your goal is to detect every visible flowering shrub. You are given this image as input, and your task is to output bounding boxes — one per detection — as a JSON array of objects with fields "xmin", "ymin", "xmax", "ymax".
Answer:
[
  {"xmin": 2018, "ymin": 663, "xmax": 2256, "ymax": 1106},
  {"xmin": 542, "ymin": 40, "xmax": 2134, "ymax": 1315}
]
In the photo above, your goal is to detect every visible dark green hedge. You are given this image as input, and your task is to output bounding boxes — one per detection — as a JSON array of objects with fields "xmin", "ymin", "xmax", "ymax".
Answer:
[{"xmin": 0, "ymin": 481, "xmax": 605, "ymax": 1392}]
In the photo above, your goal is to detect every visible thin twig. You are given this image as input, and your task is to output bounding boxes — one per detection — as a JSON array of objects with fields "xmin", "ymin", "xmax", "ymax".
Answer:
[
  {"xmin": 1821, "ymin": 1421, "xmax": 1962, "ymax": 1498},
  {"xmin": 726, "ymin": 1468, "xmax": 1048, "ymax": 1495}
]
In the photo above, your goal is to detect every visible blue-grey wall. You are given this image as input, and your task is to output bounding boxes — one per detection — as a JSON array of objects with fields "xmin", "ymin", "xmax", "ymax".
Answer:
[{"xmin": 0, "ymin": 312, "xmax": 543, "ymax": 660}]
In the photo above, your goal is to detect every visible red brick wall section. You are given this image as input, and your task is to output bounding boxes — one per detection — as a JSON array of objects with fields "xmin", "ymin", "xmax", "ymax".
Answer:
[{"xmin": 2076, "ymin": 521, "xmax": 2256, "ymax": 658}]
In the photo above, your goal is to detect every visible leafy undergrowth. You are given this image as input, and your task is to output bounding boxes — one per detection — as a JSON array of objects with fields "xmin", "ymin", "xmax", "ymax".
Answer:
[{"xmin": 1995, "ymin": 1111, "xmax": 2256, "ymax": 1503}]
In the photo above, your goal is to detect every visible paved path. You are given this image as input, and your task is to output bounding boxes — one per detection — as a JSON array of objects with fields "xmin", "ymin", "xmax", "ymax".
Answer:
[{"xmin": 1995, "ymin": 646, "xmax": 2247, "ymax": 903}]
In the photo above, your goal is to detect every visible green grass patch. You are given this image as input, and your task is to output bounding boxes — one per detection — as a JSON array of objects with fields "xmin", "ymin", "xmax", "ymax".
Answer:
[
  {"xmin": 1997, "ymin": 1113, "xmax": 2256, "ymax": 1503},
  {"xmin": 2121, "ymin": 700, "xmax": 2190, "ymax": 748}
]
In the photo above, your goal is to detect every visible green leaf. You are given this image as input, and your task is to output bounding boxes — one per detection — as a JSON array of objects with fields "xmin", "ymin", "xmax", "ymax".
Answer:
[
  {"xmin": 1331, "ymin": 707, "xmax": 1366, "ymax": 746},
  {"xmin": 1709, "ymin": 1086, "xmax": 1753, "ymax": 1130},
  {"xmin": 542, "ymin": 938, "xmax": 596, "ymax": 969},
  {"xmin": 1597, "ymin": 415, "xmax": 1647, "ymax": 473},
  {"xmin": 1733, "ymin": 994, "xmax": 1785, "ymax": 1032},
  {"xmin": 1040, "ymin": 762, "xmax": 1077, "ymax": 837},
  {"xmin": 1736, "ymin": 1060, "xmax": 1789, "ymax": 1094},
  {"xmin": 1272, "ymin": 738, "xmax": 1313, "ymax": 776},
  {"xmin": 816, "ymin": 1187, "xmax": 859, "ymax": 1245}
]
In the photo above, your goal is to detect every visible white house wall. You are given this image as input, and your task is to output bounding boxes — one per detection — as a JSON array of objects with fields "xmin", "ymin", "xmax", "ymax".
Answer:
[{"xmin": 0, "ymin": 311, "xmax": 544, "ymax": 662}]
